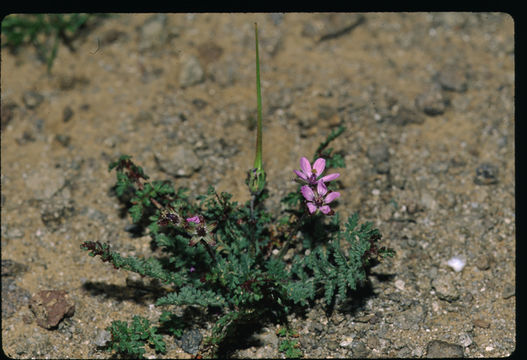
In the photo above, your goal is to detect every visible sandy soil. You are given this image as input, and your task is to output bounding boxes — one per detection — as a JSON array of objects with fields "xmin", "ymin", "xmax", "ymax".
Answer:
[{"xmin": 1, "ymin": 13, "xmax": 515, "ymax": 358}]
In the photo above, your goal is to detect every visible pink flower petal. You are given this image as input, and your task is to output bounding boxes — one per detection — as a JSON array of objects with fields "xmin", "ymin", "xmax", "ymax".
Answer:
[
  {"xmin": 300, "ymin": 157, "xmax": 311, "ymax": 177},
  {"xmin": 186, "ymin": 215, "xmax": 201, "ymax": 224},
  {"xmin": 301, "ymin": 185, "xmax": 315, "ymax": 201},
  {"xmin": 319, "ymin": 205, "xmax": 331, "ymax": 214},
  {"xmin": 294, "ymin": 169, "xmax": 308, "ymax": 181},
  {"xmin": 320, "ymin": 173, "xmax": 340, "ymax": 182},
  {"xmin": 324, "ymin": 191, "xmax": 341, "ymax": 204},
  {"xmin": 312, "ymin": 158, "xmax": 326, "ymax": 177},
  {"xmin": 306, "ymin": 202, "xmax": 318, "ymax": 214},
  {"xmin": 317, "ymin": 181, "xmax": 328, "ymax": 197}
]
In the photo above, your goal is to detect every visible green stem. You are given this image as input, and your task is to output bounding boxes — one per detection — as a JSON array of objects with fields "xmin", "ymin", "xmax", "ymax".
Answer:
[
  {"xmin": 276, "ymin": 213, "xmax": 307, "ymax": 260},
  {"xmin": 254, "ymin": 22, "xmax": 263, "ymax": 170}
]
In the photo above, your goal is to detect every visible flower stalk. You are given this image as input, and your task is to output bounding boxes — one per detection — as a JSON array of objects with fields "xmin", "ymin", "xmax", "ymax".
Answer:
[{"xmin": 247, "ymin": 22, "xmax": 266, "ymax": 196}]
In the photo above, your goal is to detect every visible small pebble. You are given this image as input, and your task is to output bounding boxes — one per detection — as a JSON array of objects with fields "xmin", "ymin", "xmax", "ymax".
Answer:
[
  {"xmin": 447, "ymin": 256, "xmax": 466, "ymax": 272},
  {"xmin": 474, "ymin": 163, "xmax": 499, "ymax": 185}
]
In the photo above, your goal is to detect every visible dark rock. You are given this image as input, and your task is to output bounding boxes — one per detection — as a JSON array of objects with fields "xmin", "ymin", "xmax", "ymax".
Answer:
[
  {"xmin": 474, "ymin": 163, "xmax": 499, "ymax": 185},
  {"xmin": 415, "ymin": 86, "xmax": 448, "ymax": 115},
  {"xmin": 2, "ymin": 259, "xmax": 28, "ymax": 277},
  {"xmin": 58, "ymin": 75, "xmax": 89, "ymax": 90},
  {"xmin": 29, "ymin": 290, "xmax": 75, "ymax": 329},
  {"xmin": 302, "ymin": 14, "xmax": 365, "ymax": 41},
  {"xmin": 63, "ymin": 106, "xmax": 74, "ymax": 122},
  {"xmin": 179, "ymin": 328, "xmax": 202, "ymax": 355},
  {"xmin": 473, "ymin": 318, "xmax": 490, "ymax": 329},
  {"xmin": 192, "ymin": 98, "xmax": 208, "ymax": 110},
  {"xmin": 197, "ymin": 41, "xmax": 224, "ymax": 65},
  {"xmin": 40, "ymin": 197, "xmax": 76, "ymax": 231},
  {"xmin": 388, "ymin": 106, "xmax": 425, "ymax": 126},
  {"xmin": 100, "ymin": 29, "xmax": 125, "ymax": 45},
  {"xmin": 426, "ymin": 340, "xmax": 464, "ymax": 358},
  {"xmin": 54, "ymin": 134, "xmax": 71, "ymax": 147},
  {"xmin": 22, "ymin": 90, "xmax": 44, "ymax": 109},
  {"xmin": 436, "ymin": 64, "xmax": 468, "ymax": 92},
  {"xmin": 1, "ymin": 101, "xmax": 18, "ymax": 130}
]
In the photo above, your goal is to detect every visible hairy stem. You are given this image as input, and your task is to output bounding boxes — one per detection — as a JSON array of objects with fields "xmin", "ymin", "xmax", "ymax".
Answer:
[{"xmin": 276, "ymin": 212, "xmax": 307, "ymax": 260}]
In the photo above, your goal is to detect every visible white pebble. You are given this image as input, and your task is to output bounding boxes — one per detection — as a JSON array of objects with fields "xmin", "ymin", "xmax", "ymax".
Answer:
[
  {"xmin": 395, "ymin": 279, "xmax": 405, "ymax": 291},
  {"xmin": 447, "ymin": 256, "xmax": 466, "ymax": 272}
]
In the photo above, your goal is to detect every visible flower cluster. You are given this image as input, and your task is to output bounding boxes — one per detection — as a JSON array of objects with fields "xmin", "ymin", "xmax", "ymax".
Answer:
[
  {"xmin": 157, "ymin": 208, "xmax": 216, "ymax": 247},
  {"xmin": 294, "ymin": 157, "xmax": 340, "ymax": 215}
]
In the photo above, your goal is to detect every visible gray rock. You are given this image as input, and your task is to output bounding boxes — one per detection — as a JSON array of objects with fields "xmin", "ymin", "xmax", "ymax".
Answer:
[
  {"xmin": 398, "ymin": 346, "xmax": 412, "ymax": 357},
  {"xmin": 154, "ymin": 145, "xmax": 203, "ymax": 177},
  {"xmin": 474, "ymin": 163, "xmax": 499, "ymax": 185},
  {"xmin": 138, "ymin": 14, "xmax": 168, "ymax": 51},
  {"xmin": 436, "ymin": 64, "xmax": 468, "ymax": 92},
  {"xmin": 415, "ymin": 86, "xmax": 448, "ymax": 116},
  {"xmin": 367, "ymin": 143, "xmax": 390, "ymax": 174},
  {"xmin": 502, "ymin": 284, "xmax": 515, "ymax": 299},
  {"xmin": 475, "ymin": 254, "xmax": 491, "ymax": 270},
  {"xmin": 94, "ymin": 329, "xmax": 111, "ymax": 347},
  {"xmin": 22, "ymin": 90, "xmax": 44, "ymax": 109},
  {"xmin": 388, "ymin": 106, "xmax": 425, "ymax": 126},
  {"xmin": 431, "ymin": 273, "xmax": 460, "ymax": 302},
  {"xmin": 430, "ymin": 161, "xmax": 450, "ymax": 174},
  {"xmin": 2, "ymin": 278, "xmax": 31, "ymax": 318},
  {"xmin": 179, "ymin": 328, "xmax": 202, "ymax": 355},
  {"xmin": 208, "ymin": 57, "xmax": 237, "ymax": 87},
  {"xmin": 426, "ymin": 340, "xmax": 464, "ymax": 358},
  {"xmin": 327, "ymin": 339, "xmax": 340, "ymax": 351},
  {"xmin": 351, "ymin": 339, "xmax": 370, "ymax": 358},
  {"xmin": 179, "ymin": 55, "xmax": 205, "ymax": 88},
  {"xmin": 23, "ymin": 163, "xmax": 67, "ymax": 200},
  {"xmin": 459, "ymin": 333, "xmax": 473, "ymax": 347},
  {"xmin": 252, "ymin": 327, "xmax": 279, "ymax": 348},
  {"xmin": 1, "ymin": 224, "xmax": 25, "ymax": 240}
]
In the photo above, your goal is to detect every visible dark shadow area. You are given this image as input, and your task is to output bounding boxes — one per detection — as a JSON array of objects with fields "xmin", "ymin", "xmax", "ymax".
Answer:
[{"xmin": 81, "ymin": 281, "xmax": 167, "ymax": 306}]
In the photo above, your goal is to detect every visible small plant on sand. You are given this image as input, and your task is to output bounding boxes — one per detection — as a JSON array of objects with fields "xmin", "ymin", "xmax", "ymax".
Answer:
[
  {"xmin": 1, "ymin": 13, "xmax": 105, "ymax": 72},
  {"xmin": 81, "ymin": 23, "xmax": 393, "ymax": 358}
]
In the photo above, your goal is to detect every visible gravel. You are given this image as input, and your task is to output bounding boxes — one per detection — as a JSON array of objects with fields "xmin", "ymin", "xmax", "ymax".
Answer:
[{"xmin": 1, "ymin": 12, "xmax": 514, "ymax": 359}]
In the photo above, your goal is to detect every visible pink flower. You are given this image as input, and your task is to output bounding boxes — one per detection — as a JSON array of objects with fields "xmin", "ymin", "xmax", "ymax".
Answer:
[
  {"xmin": 294, "ymin": 157, "xmax": 339, "ymax": 185},
  {"xmin": 186, "ymin": 215, "xmax": 201, "ymax": 224},
  {"xmin": 301, "ymin": 182, "xmax": 340, "ymax": 214},
  {"xmin": 185, "ymin": 215, "xmax": 217, "ymax": 247}
]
